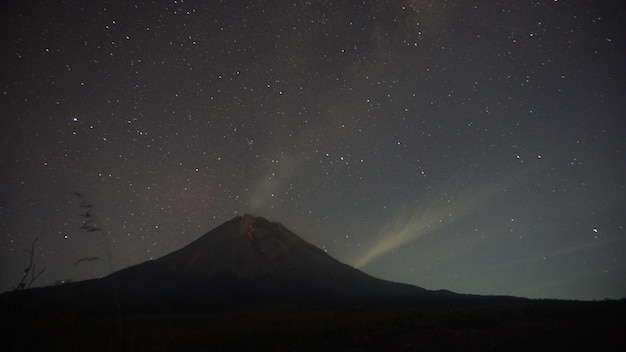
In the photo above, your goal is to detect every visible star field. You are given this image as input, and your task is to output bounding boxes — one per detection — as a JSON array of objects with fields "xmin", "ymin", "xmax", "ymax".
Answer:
[{"xmin": 1, "ymin": 0, "xmax": 625, "ymax": 300}]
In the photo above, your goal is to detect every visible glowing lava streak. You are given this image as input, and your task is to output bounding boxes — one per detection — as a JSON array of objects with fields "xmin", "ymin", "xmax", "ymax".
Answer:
[{"xmin": 247, "ymin": 219, "xmax": 256, "ymax": 239}]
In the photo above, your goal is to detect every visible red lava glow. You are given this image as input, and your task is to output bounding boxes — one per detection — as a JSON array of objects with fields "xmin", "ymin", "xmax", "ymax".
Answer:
[{"xmin": 247, "ymin": 219, "xmax": 256, "ymax": 239}]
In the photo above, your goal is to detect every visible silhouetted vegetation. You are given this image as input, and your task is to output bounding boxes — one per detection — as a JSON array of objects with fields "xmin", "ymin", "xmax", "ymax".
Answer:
[
  {"xmin": 74, "ymin": 191, "xmax": 113, "ymax": 274},
  {"xmin": 2, "ymin": 299, "xmax": 625, "ymax": 351},
  {"xmin": 14, "ymin": 237, "xmax": 45, "ymax": 291}
]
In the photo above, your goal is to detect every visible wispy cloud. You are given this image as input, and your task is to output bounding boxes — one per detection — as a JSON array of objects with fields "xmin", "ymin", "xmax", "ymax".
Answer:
[{"xmin": 351, "ymin": 168, "xmax": 507, "ymax": 268}]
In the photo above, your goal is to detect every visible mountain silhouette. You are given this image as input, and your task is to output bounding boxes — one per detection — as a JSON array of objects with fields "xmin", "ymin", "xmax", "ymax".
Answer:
[
  {"xmin": 3, "ymin": 215, "xmax": 625, "ymax": 351},
  {"xmin": 2, "ymin": 214, "xmax": 435, "ymax": 315}
]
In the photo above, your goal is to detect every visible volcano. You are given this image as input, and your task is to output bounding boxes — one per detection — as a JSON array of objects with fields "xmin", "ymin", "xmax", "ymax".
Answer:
[
  {"xmin": 3, "ymin": 215, "xmax": 625, "ymax": 351},
  {"xmin": 3, "ymin": 214, "xmax": 431, "ymax": 315}
]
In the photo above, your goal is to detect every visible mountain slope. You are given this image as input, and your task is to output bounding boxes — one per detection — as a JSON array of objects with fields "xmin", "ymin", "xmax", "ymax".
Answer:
[
  {"xmin": 2, "ymin": 214, "xmax": 431, "ymax": 315},
  {"xmin": 4, "ymin": 215, "xmax": 625, "ymax": 351}
]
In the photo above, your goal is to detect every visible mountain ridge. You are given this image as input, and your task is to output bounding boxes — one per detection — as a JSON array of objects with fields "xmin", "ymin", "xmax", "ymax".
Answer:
[
  {"xmin": 4, "ymin": 215, "xmax": 625, "ymax": 351},
  {"xmin": 1, "ymin": 214, "xmax": 437, "ymax": 315}
]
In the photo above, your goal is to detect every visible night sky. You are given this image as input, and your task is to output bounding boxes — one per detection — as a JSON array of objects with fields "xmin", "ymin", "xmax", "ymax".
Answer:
[{"xmin": 1, "ymin": 0, "xmax": 625, "ymax": 300}]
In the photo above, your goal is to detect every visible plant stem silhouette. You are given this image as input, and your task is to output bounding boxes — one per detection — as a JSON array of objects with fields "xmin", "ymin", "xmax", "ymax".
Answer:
[
  {"xmin": 74, "ymin": 191, "xmax": 124, "ymax": 350},
  {"xmin": 15, "ymin": 237, "xmax": 45, "ymax": 290},
  {"xmin": 74, "ymin": 191, "xmax": 114, "ymax": 274}
]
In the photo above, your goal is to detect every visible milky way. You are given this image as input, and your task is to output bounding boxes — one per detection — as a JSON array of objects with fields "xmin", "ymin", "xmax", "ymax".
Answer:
[{"xmin": 1, "ymin": 0, "xmax": 625, "ymax": 300}]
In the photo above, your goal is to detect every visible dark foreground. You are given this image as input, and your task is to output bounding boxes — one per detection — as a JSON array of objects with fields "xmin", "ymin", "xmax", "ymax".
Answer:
[{"xmin": 4, "ymin": 297, "xmax": 625, "ymax": 351}]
